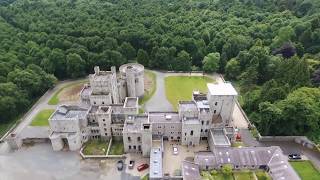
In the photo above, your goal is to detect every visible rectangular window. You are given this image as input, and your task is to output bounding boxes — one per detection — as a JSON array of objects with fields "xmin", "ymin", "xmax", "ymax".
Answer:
[
  {"xmin": 190, "ymin": 130, "xmax": 193, "ymax": 136},
  {"xmin": 128, "ymin": 137, "xmax": 131, "ymax": 141},
  {"xmin": 137, "ymin": 137, "xmax": 141, "ymax": 142}
]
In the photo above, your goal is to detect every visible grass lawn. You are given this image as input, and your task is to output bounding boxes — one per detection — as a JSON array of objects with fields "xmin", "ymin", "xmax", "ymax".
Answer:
[
  {"xmin": 48, "ymin": 80, "xmax": 88, "ymax": 105},
  {"xmin": 290, "ymin": 161, "xmax": 320, "ymax": 180},
  {"xmin": 141, "ymin": 174, "xmax": 149, "ymax": 180},
  {"xmin": 83, "ymin": 139, "xmax": 109, "ymax": 155},
  {"xmin": 30, "ymin": 109, "xmax": 55, "ymax": 126},
  {"xmin": 139, "ymin": 70, "xmax": 156, "ymax": 105},
  {"xmin": 233, "ymin": 171, "xmax": 255, "ymax": 180},
  {"xmin": 201, "ymin": 171, "xmax": 234, "ymax": 180},
  {"xmin": 108, "ymin": 140, "xmax": 124, "ymax": 155},
  {"xmin": 165, "ymin": 76, "xmax": 214, "ymax": 110},
  {"xmin": 255, "ymin": 170, "xmax": 271, "ymax": 180}
]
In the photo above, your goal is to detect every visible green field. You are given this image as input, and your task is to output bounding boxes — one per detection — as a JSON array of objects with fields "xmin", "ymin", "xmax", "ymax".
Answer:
[
  {"xmin": 83, "ymin": 139, "xmax": 109, "ymax": 155},
  {"xmin": 48, "ymin": 80, "xmax": 88, "ymax": 105},
  {"xmin": 165, "ymin": 76, "xmax": 214, "ymax": 110},
  {"xmin": 108, "ymin": 140, "xmax": 124, "ymax": 155},
  {"xmin": 290, "ymin": 161, "xmax": 320, "ymax": 180},
  {"xmin": 30, "ymin": 109, "xmax": 55, "ymax": 126},
  {"xmin": 139, "ymin": 70, "xmax": 156, "ymax": 105}
]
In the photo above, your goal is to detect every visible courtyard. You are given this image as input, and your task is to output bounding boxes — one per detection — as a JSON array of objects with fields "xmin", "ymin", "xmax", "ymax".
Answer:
[{"xmin": 162, "ymin": 140, "xmax": 208, "ymax": 177}]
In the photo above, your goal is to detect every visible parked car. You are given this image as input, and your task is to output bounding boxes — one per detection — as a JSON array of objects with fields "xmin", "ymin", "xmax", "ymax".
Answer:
[
  {"xmin": 117, "ymin": 160, "xmax": 124, "ymax": 171},
  {"xmin": 137, "ymin": 163, "xmax": 149, "ymax": 172},
  {"xmin": 173, "ymin": 146, "xmax": 178, "ymax": 155},
  {"xmin": 128, "ymin": 160, "xmax": 135, "ymax": 169},
  {"xmin": 288, "ymin": 154, "xmax": 301, "ymax": 160}
]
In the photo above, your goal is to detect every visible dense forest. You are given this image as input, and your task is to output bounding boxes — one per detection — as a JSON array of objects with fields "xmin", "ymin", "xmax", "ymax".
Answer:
[{"xmin": 0, "ymin": 0, "xmax": 319, "ymax": 142}]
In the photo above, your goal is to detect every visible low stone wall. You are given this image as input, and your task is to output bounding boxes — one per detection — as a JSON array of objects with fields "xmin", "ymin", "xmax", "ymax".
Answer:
[{"xmin": 259, "ymin": 136, "xmax": 316, "ymax": 149}]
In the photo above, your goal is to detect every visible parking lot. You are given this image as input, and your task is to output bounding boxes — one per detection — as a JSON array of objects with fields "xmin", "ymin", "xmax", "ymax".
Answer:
[
  {"xmin": 124, "ymin": 153, "xmax": 149, "ymax": 177},
  {"xmin": 0, "ymin": 142, "xmax": 144, "ymax": 180},
  {"xmin": 162, "ymin": 141, "xmax": 208, "ymax": 176}
]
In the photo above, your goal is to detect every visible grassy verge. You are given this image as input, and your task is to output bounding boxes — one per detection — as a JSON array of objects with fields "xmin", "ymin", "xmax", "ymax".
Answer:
[
  {"xmin": 139, "ymin": 70, "xmax": 156, "ymax": 105},
  {"xmin": 109, "ymin": 140, "xmax": 124, "ymax": 155},
  {"xmin": 48, "ymin": 80, "xmax": 88, "ymax": 105},
  {"xmin": 165, "ymin": 76, "xmax": 214, "ymax": 110},
  {"xmin": 83, "ymin": 139, "xmax": 109, "ymax": 155},
  {"xmin": 30, "ymin": 109, "xmax": 55, "ymax": 126},
  {"xmin": 290, "ymin": 161, "xmax": 320, "ymax": 180}
]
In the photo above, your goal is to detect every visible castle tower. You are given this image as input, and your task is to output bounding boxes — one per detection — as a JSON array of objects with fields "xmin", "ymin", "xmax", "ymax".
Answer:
[
  {"xmin": 141, "ymin": 123, "xmax": 152, "ymax": 157},
  {"xmin": 111, "ymin": 66, "xmax": 120, "ymax": 104},
  {"xmin": 119, "ymin": 63, "xmax": 144, "ymax": 97}
]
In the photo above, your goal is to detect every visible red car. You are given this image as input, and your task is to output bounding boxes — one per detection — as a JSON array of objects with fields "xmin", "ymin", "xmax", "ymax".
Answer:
[{"xmin": 137, "ymin": 163, "xmax": 149, "ymax": 172}]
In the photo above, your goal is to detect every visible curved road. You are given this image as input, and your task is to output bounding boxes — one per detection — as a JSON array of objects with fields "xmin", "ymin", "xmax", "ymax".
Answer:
[
  {"xmin": 5, "ymin": 78, "xmax": 87, "ymax": 139},
  {"xmin": 144, "ymin": 71, "xmax": 173, "ymax": 112}
]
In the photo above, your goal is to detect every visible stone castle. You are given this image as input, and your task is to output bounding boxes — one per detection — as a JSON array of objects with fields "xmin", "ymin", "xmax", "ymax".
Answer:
[
  {"xmin": 48, "ymin": 63, "xmax": 237, "ymax": 152},
  {"xmin": 47, "ymin": 63, "xmax": 299, "ymax": 180}
]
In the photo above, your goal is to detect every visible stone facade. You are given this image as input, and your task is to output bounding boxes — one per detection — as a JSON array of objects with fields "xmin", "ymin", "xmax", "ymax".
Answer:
[{"xmin": 49, "ymin": 64, "xmax": 238, "ymax": 156}]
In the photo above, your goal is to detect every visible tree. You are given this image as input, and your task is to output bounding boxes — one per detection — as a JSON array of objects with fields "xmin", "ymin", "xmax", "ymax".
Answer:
[
  {"xmin": 311, "ymin": 67, "xmax": 320, "ymax": 87},
  {"xmin": 271, "ymin": 26, "xmax": 296, "ymax": 49},
  {"xmin": 175, "ymin": 50, "xmax": 191, "ymax": 71},
  {"xmin": 221, "ymin": 164, "xmax": 233, "ymax": 176},
  {"xmin": 225, "ymin": 58, "xmax": 240, "ymax": 80},
  {"xmin": 66, "ymin": 53, "xmax": 86, "ymax": 78},
  {"xmin": 202, "ymin": 52, "xmax": 220, "ymax": 72},
  {"xmin": 260, "ymin": 79, "xmax": 289, "ymax": 103},
  {"xmin": 136, "ymin": 49, "xmax": 149, "ymax": 66},
  {"xmin": 119, "ymin": 42, "xmax": 136, "ymax": 61},
  {"xmin": 257, "ymin": 102, "xmax": 282, "ymax": 135}
]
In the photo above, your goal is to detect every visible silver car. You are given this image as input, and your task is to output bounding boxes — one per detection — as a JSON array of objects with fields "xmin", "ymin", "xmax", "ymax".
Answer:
[{"xmin": 173, "ymin": 146, "xmax": 178, "ymax": 155}]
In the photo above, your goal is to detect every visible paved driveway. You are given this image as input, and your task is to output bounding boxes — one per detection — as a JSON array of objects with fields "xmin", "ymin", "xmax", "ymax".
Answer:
[{"xmin": 144, "ymin": 71, "xmax": 173, "ymax": 112}]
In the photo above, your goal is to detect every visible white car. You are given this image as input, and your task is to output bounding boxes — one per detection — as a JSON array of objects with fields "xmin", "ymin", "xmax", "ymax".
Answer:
[{"xmin": 173, "ymin": 146, "xmax": 178, "ymax": 155}]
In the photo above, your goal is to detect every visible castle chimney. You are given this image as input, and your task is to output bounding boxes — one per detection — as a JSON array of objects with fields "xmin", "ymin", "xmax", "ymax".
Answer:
[
  {"xmin": 94, "ymin": 66, "xmax": 100, "ymax": 74},
  {"xmin": 111, "ymin": 66, "xmax": 116, "ymax": 74}
]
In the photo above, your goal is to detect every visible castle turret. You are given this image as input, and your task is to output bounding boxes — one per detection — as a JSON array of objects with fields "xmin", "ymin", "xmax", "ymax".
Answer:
[{"xmin": 119, "ymin": 63, "xmax": 144, "ymax": 97}]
